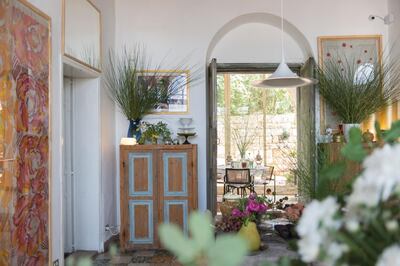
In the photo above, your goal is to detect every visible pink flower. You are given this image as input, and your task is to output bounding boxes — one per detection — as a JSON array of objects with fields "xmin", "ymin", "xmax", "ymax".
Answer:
[
  {"xmin": 231, "ymin": 208, "xmax": 243, "ymax": 217},
  {"xmin": 249, "ymin": 193, "xmax": 257, "ymax": 201},
  {"xmin": 259, "ymin": 203, "xmax": 268, "ymax": 213},
  {"xmin": 246, "ymin": 200, "xmax": 260, "ymax": 213}
]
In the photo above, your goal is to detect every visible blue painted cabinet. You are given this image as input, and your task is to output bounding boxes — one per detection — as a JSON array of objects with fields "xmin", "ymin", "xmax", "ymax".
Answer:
[{"xmin": 120, "ymin": 145, "xmax": 197, "ymax": 250}]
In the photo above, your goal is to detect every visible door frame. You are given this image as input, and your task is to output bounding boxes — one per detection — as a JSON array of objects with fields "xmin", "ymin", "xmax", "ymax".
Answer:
[{"xmin": 206, "ymin": 61, "xmax": 303, "ymax": 213}]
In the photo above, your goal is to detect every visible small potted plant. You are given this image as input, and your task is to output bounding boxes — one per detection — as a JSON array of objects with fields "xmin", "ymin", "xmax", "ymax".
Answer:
[
  {"xmin": 231, "ymin": 193, "xmax": 268, "ymax": 251},
  {"xmin": 138, "ymin": 121, "xmax": 172, "ymax": 144}
]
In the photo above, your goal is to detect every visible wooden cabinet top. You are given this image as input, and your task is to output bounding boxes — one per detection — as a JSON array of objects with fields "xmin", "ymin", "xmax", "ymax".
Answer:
[{"xmin": 120, "ymin": 144, "xmax": 197, "ymax": 151}]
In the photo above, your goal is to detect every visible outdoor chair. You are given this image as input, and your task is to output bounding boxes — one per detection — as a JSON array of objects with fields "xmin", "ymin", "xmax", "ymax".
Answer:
[{"xmin": 224, "ymin": 168, "xmax": 254, "ymax": 198}]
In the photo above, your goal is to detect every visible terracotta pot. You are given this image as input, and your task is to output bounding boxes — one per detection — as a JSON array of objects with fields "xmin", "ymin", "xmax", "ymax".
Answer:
[{"xmin": 238, "ymin": 221, "xmax": 261, "ymax": 251}]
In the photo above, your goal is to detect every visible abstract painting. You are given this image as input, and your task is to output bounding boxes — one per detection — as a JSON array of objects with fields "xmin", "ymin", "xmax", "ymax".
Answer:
[{"xmin": 0, "ymin": 0, "xmax": 50, "ymax": 265}]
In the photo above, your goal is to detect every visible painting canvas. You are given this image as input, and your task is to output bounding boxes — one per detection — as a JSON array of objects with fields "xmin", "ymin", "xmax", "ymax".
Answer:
[
  {"xmin": 138, "ymin": 71, "xmax": 189, "ymax": 114},
  {"xmin": 0, "ymin": 0, "xmax": 51, "ymax": 265},
  {"xmin": 317, "ymin": 35, "xmax": 382, "ymax": 133}
]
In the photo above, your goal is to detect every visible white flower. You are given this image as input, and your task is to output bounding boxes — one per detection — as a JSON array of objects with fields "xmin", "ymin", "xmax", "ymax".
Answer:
[
  {"xmin": 297, "ymin": 197, "xmax": 341, "ymax": 263},
  {"xmin": 376, "ymin": 245, "xmax": 400, "ymax": 266},
  {"xmin": 346, "ymin": 144, "xmax": 400, "ymax": 219},
  {"xmin": 345, "ymin": 219, "xmax": 360, "ymax": 232},
  {"xmin": 385, "ymin": 220, "xmax": 399, "ymax": 232}
]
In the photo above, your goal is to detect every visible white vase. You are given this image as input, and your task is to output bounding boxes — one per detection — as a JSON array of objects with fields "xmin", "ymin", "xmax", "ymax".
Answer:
[{"xmin": 343, "ymin": 123, "xmax": 361, "ymax": 142}]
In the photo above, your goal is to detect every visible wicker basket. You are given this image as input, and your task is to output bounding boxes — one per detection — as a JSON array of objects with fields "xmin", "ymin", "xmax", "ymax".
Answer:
[{"xmin": 220, "ymin": 200, "xmax": 240, "ymax": 218}]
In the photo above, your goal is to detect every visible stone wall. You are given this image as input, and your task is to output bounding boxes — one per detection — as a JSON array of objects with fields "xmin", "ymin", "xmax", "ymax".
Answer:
[{"xmin": 217, "ymin": 113, "xmax": 297, "ymax": 176}]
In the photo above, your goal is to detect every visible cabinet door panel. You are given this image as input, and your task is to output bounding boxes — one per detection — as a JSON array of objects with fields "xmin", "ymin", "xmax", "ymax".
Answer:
[
  {"xmin": 129, "ymin": 152, "xmax": 153, "ymax": 196},
  {"xmin": 163, "ymin": 152, "xmax": 188, "ymax": 197},
  {"xmin": 129, "ymin": 200, "xmax": 154, "ymax": 244},
  {"xmin": 164, "ymin": 200, "xmax": 188, "ymax": 234}
]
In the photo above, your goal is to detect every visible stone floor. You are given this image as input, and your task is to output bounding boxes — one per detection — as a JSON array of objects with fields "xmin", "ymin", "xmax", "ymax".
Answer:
[{"xmin": 76, "ymin": 227, "xmax": 297, "ymax": 266}]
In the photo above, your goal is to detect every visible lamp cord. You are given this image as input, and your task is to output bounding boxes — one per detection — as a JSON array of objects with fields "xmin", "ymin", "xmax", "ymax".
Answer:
[{"xmin": 280, "ymin": 0, "xmax": 285, "ymax": 63}]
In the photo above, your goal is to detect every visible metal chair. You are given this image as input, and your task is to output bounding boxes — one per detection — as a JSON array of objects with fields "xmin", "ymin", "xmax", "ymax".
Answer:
[
  {"xmin": 262, "ymin": 166, "xmax": 276, "ymax": 202},
  {"xmin": 223, "ymin": 168, "xmax": 254, "ymax": 198}
]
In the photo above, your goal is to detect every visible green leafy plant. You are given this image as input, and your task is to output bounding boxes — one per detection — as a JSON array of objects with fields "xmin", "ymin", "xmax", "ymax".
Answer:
[
  {"xmin": 264, "ymin": 121, "xmax": 400, "ymax": 266},
  {"xmin": 158, "ymin": 212, "xmax": 248, "ymax": 266},
  {"xmin": 138, "ymin": 121, "xmax": 172, "ymax": 144},
  {"xmin": 104, "ymin": 46, "xmax": 197, "ymax": 121},
  {"xmin": 317, "ymin": 55, "xmax": 400, "ymax": 123}
]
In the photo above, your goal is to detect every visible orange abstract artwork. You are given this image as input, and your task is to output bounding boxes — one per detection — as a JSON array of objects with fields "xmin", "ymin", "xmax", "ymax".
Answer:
[{"xmin": 0, "ymin": 1, "xmax": 50, "ymax": 265}]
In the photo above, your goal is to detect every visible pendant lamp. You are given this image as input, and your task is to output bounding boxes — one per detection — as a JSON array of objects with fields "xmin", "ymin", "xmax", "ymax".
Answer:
[{"xmin": 253, "ymin": 0, "xmax": 316, "ymax": 88}]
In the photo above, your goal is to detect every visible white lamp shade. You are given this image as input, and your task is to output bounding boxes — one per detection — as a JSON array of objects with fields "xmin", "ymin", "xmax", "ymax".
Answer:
[{"xmin": 253, "ymin": 62, "xmax": 316, "ymax": 88}]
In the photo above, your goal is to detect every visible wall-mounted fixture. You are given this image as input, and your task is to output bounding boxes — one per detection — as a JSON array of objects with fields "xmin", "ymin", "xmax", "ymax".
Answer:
[{"xmin": 368, "ymin": 13, "xmax": 394, "ymax": 25}]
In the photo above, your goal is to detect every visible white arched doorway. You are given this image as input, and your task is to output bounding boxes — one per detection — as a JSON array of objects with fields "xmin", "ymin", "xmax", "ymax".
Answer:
[{"xmin": 206, "ymin": 13, "xmax": 316, "ymax": 213}]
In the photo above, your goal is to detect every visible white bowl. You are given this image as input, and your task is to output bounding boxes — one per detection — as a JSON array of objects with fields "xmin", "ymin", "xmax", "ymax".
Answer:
[{"xmin": 179, "ymin": 118, "xmax": 193, "ymax": 127}]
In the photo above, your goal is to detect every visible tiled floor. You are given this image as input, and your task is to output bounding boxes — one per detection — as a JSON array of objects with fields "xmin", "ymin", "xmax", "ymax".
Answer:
[
  {"xmin": 90, "ymin": 229, "xmax": 295, "ymax": 265},
  {"xmin": 65, "ymin": 225, "xmax": 297, "ymax": 266}
]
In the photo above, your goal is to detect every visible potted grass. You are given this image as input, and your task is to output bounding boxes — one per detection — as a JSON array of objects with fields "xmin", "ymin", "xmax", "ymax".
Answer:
[
  {"xmin": 104, "ymin": 46, "xmax": 196, "ymax": 140},
  {"xmin": 317, "ymin": 55, "xmax": 400, "ymax": 141}
]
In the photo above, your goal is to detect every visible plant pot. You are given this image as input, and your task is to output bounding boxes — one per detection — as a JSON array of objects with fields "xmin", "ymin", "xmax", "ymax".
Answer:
[
  {"xmin": 128, "ymin": 119, "xmax": 142, "ymax": 140},
  {"xmin": 343, "ymin": 123, "xmax": 360, "ymax": 142},
  {"xmin": 238, "ymin": 222, "xmax": 261, "ymax": 252}
]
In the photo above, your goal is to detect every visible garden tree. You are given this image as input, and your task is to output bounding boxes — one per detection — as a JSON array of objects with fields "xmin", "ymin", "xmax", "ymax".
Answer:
[{"xmin": 217, "ymin": 74, "xmax": 294, "ymax": 115}]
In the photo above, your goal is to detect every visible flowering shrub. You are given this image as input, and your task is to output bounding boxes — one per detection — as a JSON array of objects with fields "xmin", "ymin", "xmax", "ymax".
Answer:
[
  {"xmin": 267, "ymin": 122, "xmax": 400, "ymax": 266},
  {"xmin": 231, "ymin": 193, "xmax": 268, "ymax": 225},
  {"xmin": 284, "ymin": 203, "xmax": 304, "ymax": 223}
]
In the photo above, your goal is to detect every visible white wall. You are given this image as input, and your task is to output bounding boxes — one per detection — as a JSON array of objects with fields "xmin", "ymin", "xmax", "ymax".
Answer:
[
  {"xmin": 115, "ymin": 0, "xmax": 390, "ymax": 214},
  {"xmin": 92, "ymin": 0, "xmax": 117, "ymax": 246},
  {"xmin": 26, "ymin": 0, "xmax": 63, "ymax": 263},
  {"xmin": 388, "ymin": 0, "xmax": 400, "ymax": 57},
  {"xmin": 212, "ymin": 23, "xmax": 306, "ymax": 63}
]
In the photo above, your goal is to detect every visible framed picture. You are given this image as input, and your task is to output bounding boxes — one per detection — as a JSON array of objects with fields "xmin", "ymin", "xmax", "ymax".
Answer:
[
  {"xmin": 139, "ymin": 70, "xmax": 190, "ymax": 114},
  {"xmin": 317, "ymin": 35, "xmax": 383, "ymax": 134},
  {"xmin": 0, "ymin": 0, "xmax": 51, "ymax": 265}
]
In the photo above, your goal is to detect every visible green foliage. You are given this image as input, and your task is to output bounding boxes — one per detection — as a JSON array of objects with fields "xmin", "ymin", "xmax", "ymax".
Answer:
[
  {"xmin": 105, "ymin": 46, "xmax": 197, "ymax": 120},
  {"xmin": 216, "ymin": 74, "xmax": 295, "ymax": 115},
  {"xmin": 138, "ymin": 121, "xmax": 172, "ymax": 144},
  {"xmin": 316, "ymin": 55, "xmax": 400, "ymax": 123},
  {"xmin": 158, "ymin": 212, "xmax": 248, "ymax": 266}
]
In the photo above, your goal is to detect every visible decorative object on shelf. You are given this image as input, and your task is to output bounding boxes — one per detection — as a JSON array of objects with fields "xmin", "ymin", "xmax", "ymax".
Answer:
[
  {"xmin": 177, "ymin": 117, "xmax": 196, "ymax": 144},
  {"xmin": 332, "ymin": 132, "xmax": 344, "ymax": 143},
  {"xmin": 317, "ymin": 46, "xmax": 400, "ymax": 141},
  {"xmin": 127, "ymin": 119, "xmax": 142, "ymax": 140},
  {"xmin": 138, "ymin": 121, "xmax": 172, "ymax": 144},
  {"xmin": 226, "ymin": 154, "xmax": 233, "ymax": 166},
  {"xmin": 120, "ymin": 137, "xmax": 137, "ymax": 145},
  {"xmin": 255, "ymin": 152, "xmax": 263, "ymax": 166},
  {"xmin": 343, "ymin": 123, "xmax": 361, "ymax": 142},
  {"xmin": 362, "ymin": 129, "xmax": 374, "ymax": 142},
  {"xmin": 177, "ymin": 132, "xmax": 196, "ymax": 144},
  {"xmin": 253, "ymin": 0, "xmax": 316, "ymax": 88},
  {"xmin": 179, "ymin": 117, "xmax": 193, "ymax": 127},
  {"xmin": 317, "ymin": 35, "xmax": 400, "ymax": 133},
  {"xmin": 105, "ymin": 46, "xmax": 197, "ymax": 138}
]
